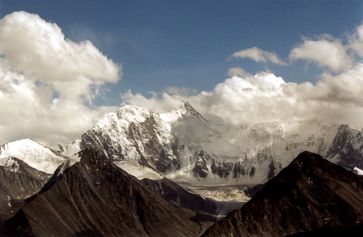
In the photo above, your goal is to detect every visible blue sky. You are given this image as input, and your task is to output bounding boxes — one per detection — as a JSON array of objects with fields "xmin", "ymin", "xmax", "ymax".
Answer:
[{"xmin": 1, "ymin": 0, "xmax": 362, "ymax": 105}]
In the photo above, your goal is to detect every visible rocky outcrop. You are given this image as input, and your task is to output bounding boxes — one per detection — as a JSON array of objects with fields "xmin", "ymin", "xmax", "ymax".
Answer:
[{"xmin": 326, "ymin": 124, "xmax": 363, "ymax": 170}]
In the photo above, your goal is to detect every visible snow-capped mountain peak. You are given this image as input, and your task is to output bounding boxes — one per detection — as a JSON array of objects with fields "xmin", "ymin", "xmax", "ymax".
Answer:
[
  {"xmin": 80, "ymin": 102, "xmax": 207, "ymax": 165},
  {"xmin": 67, "ymin": 102, "xmax": 363, "ymax": 194},
  {"xmin": 0, "ymin": 138, "xmax": 65, "ymax": 174},
  {"xmin": 178, "ymin": 101, "xmax": 207, "ymax": 121},
  {"xmin": 160, "ymin": 102, "xmax": 207, "ymax": 124},
  {"xmin": 96, "ymin": 105, "xmax": 151, "ymax": 129}
]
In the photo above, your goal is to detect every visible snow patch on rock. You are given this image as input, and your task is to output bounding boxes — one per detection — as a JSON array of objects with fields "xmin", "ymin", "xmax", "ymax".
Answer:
[
  {"xmin": 114, "ymin": 160, "xmax": 162, "ymax": 180},
  {"xmin": 353, "ymin": 167, "xmax": 363, "ymax": 175}
]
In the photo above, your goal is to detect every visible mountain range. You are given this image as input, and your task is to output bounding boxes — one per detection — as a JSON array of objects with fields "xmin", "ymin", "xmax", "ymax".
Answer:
[
  {"xmin": 0, "ymin": 103, "xmax": 362, "ymax": 236},
  {"xmin": 78, "ymin": 103, "xmax": 363, "ymax": 189}
]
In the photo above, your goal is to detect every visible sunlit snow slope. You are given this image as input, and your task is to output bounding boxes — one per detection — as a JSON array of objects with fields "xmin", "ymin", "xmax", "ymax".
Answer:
[{"xmin": 0, "ymin": 139, "xmax": 65, "ymax": 174}]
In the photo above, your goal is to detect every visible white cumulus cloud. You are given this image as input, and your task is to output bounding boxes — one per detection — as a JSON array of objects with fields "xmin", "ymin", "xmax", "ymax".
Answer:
[
  {"xmin": 289, "ymin": 37, "xmax": 353, "ymax": 72},
  {"xmin": 348, "ymin": 24, "xmax": 363, "ymax": 57},
  {"xmin": 0, "ymin": 11, "xmax": 121, "ymax": 146},
  {"xmin": 0, "ymin": 11, "xmax": 120, "ymax": 100},
  {"xmin": 123, "ymin": 65, "xmax": 363, "ymax": 128}
]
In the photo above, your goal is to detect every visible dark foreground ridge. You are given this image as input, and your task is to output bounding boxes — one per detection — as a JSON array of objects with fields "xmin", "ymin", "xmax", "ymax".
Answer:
[
  {"xmin": 0, "ymin": 150, "xmax": 201, "ymax": 237},
  {"xmin": 203, "ymin": 151, "xmax": 363, "ymax": 237},
  {"xmin": 286, "ymin": 222, "xmax": 363, "ymax": 237},
  {"xmin": 0, "ymin": 157, "xmax": 49, "ymax": 222},
  {"xmin": 141, "ymin": 177, "xmax": 219, "ymax": 222}
]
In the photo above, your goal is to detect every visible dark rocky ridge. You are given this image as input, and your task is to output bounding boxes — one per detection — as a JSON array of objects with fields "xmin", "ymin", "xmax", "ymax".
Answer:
[
  {"xmin": 286, "ymin": 223, "xmax": 363, "ymax": 237},
  {"xmin": 203, "ymin": 151, "xmax": 363, "ymax": 237},
  {"xmin": 141, "ymin": 177, "xmax": 244, "ymax": 223},
  {"xmin": 141, "ymin": 177, "xmax": 218, "ymax": 221},
  {"xmin": 0, "ymin": 150, "xmax": 201, "ymax": 237},
  {"xmin": 0, "ymin": 158, "xmax": 49, "ymax": 222},
  {"xmin": 141, "ymin": 177, "xmax": 246, "ymax": 234}
]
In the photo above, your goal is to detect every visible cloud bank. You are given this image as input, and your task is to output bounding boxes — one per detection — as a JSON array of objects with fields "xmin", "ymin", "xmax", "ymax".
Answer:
[
  {"xmin": 0, "ymin": 12, "xmax": 121, "ymax": 146},
  {"xmin": 123, "ymin": 66, "xmax": 363, "ymax": 128},
  {"xmin": 123, "ymin": 24, "xmax": 363, "ymax": 129},
  {"xmin": 1, "ymin": 11, "xmax": 363, "ymax": 147}
]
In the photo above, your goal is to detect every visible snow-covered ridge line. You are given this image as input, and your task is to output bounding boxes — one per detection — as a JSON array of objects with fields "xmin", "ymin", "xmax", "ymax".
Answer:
[
  {"xmin": 0, "ymin": 103, "xmax": 362, "ymax": 203},
  {"xmin": 72, "ymin": 102, "xmax": 363, "ymax": 190},
  {"xmin": 0, "ymin": 138, "xmax": 65, "ymax": 174}
]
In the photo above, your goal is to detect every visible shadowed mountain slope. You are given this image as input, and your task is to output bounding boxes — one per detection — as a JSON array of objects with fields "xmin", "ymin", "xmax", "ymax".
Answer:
[
  {"xmin": 286, "ymin": 222, "xmax": 363, "ymax": 237},
  {"xmin": 0, "ymin": 150, "xmax": 201, "ymax": 237},
  {"xmin": 0, "ymin": 157, "xmax": 49, "ymax": 222},
  {"xmin": 203, "ymin": 151, "xmax": 363, "ymax": 237}
]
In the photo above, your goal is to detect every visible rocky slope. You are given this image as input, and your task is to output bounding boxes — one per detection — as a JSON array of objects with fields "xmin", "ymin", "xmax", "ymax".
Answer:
[
  {"xmin": 286, "ymin": 223, "xmax": 363, "ymax": 237},
  {"xmin": 202, "ymin": 151, "xmax": 363, "ymax": 237},
  {"xmin": 141, "ymin": 178, "xmax": 218, "ymax": 220},
  {"xmin": 0, "ymin": 157, "xmax": 49, "ymax": 222},
  {"xmin": 0, "ymin": 139, "xmax": 62, "ymax": 221},
  {"xmin": 0, "ymin": 149, "xmax": 201, "ymax": 237}
]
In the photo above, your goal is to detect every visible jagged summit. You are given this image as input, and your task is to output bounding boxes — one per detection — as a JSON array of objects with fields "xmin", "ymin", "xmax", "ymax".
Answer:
[
  {"xmin": 65, "ymin": 102, "xmax": 363, "ymax": 198},
  {"xmin": 326, "ymin": 124, "xmax": 363, "ymax": 169},
  {"xmin": 178, "ymin": 101, "xmax": 207, "ymax": 122},
  {"xmin": 158, "ymin": 101, "xmax": 207, "ymax": 124},
  {"xmin": 94, "ymin": 102, "xmax": 206, "ymax": 134},
  {"xmin": 80, "ymin": 102, "xmax": 209, "ymax": 172}
]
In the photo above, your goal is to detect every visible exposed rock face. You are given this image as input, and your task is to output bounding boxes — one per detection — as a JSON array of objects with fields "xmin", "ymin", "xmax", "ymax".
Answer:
[
  {"xmin": 0, "ymin": 150, "xmax": 201, "ymax": 237},
  {"xmin": 193, "ymin": 152, "xmax": 209, "ymax": 178},
  {"xmin": 80, "ymin": 105, "xmax": 179, "ymax": 171},
  {"xmin": 326, "ymin": 124, "xmax": 363, "ymax": 170},
  {"xmin": 0, "ymin": 157, "xmax": 49, "ymax": 222},
  {"xmin": 65, "ymin": 104, "xmax": 363, "ymax": 187},
  {"xmin": 203, "ymin": 151, "xmax": 363, "ymax": 237}
]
